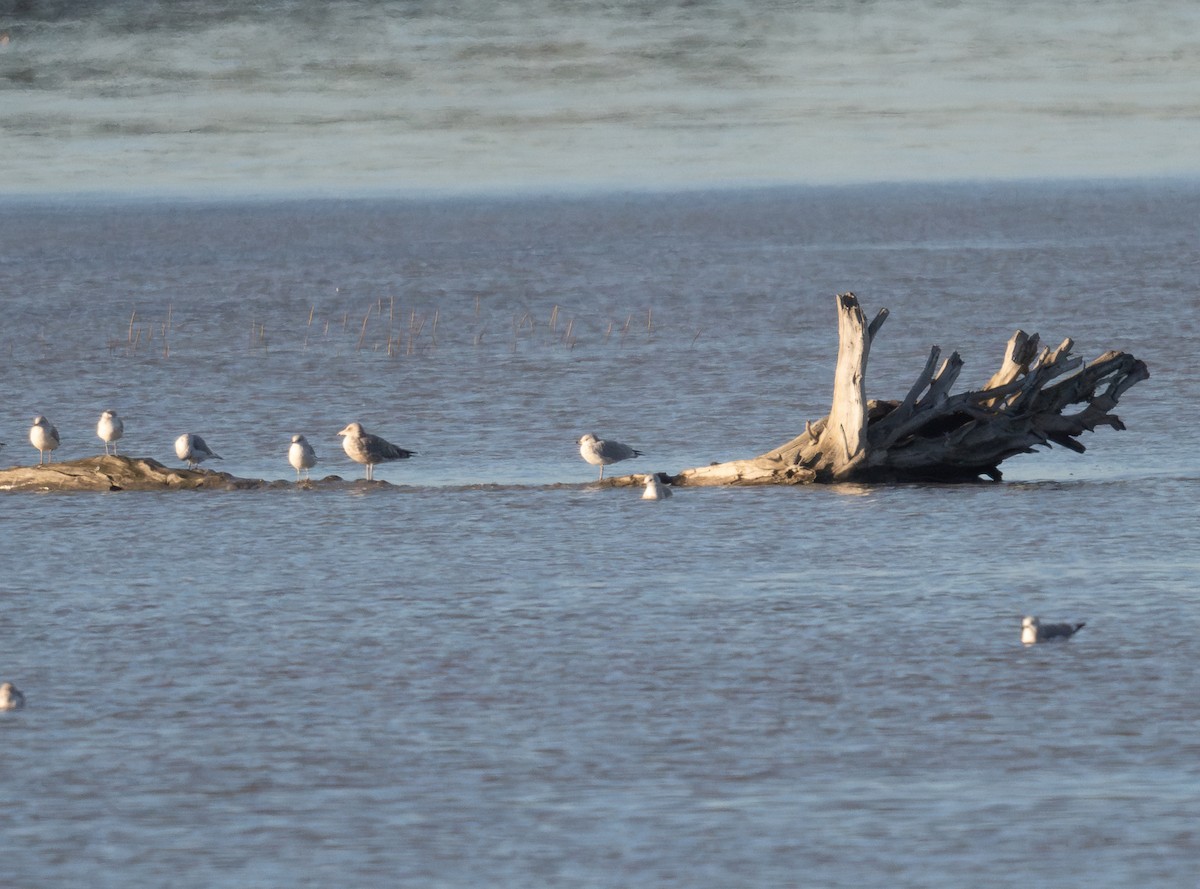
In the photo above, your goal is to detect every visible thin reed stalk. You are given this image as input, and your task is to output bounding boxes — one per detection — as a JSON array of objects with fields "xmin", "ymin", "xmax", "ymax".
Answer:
[{"xmin": 357, "ymin": 309, "xmax": 370, "ymax": 350}]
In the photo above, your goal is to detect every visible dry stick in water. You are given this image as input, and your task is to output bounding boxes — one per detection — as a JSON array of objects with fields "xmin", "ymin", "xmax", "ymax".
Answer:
[
  {"xmin": 407, "ymin": 311, "xmax": 426, "ymax": 357},
  {"xmin": 356, "ymin": 309, "xmax": 370, "ymax": 350},
  {"xmin": 647, "ymin": 307, "xmax": 653, "ymax": 332},
  {"xmin": 386, "ymin": 297, "xmax": 395, "ymax": 357},
  {"xmin": 128, "ymin": 310, "xmax": 137, "ymax": 344},
  {"xmin": 549, "ymin": 305, "xmax": 559, "ymax": 332}
]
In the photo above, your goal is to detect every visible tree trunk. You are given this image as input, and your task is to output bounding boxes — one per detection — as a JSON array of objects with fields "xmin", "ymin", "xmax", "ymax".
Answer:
[{"xmin": 665, "ymin": 293, "xmax": 1148, "ymax": 486}]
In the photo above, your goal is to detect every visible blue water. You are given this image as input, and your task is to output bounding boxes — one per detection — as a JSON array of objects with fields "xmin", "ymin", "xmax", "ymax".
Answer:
[
  {"xmin": 2, "ymin": 1, "xmax": 1198, "ymax": 195},
  {"xmin": 1, "ymin": 181, "xmax": 1197, "ymax": 887}
]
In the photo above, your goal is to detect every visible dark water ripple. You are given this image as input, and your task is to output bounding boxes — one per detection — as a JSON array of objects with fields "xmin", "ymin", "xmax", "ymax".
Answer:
[{"xmin": 0, "ymin": 182, "xmax": 1198, "ymax": 887}]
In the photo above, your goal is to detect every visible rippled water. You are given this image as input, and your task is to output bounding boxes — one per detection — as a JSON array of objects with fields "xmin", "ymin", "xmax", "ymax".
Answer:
[
  {"xmin": 2, "ymin": 0, "xmax": 1199, "ymax": 193},
  {"xmin": 2, "ymin": 182, "xmax": 1198, "ymax": 887}
]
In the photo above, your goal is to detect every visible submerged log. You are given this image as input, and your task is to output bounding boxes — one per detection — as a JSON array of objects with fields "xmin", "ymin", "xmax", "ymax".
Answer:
[
  {"xmin": 0, "ymin": 456, "xmax": 273, "ymax": 492},
  {"xmin": 670, "ymin": 293, "xmax": 1149, "ymax": 485}
]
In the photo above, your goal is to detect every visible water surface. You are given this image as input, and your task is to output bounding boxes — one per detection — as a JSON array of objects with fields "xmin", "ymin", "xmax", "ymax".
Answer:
[{"xmin": 1, "ymin": 181, "xmax": 1197, "ymax": 887}]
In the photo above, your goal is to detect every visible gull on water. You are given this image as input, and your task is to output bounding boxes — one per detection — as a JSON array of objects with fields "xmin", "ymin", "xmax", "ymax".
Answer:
[
  {"xmin": 0, "ymin": 682, "xmax": 25, "ymax": 711},
  {"xmin": 97, "ymin": 410, "xmax": 124, "ymax": 455},
  {"xmin": 642, "ymin": 473, "xmax": 673, "ymax": 500},
  {"xmin": 30, "ymin": 415, "xmax": 60, "ymax": 464},
  {"xmin": 288, "ymin": 434, "xmax": 318, "ymax": 481},
  {"xmin": 578, "ymin": 432, "xmax": 644, "ymax": 481},
  {"xmin": 1021, "ymin": 616, "xmax": 1086, "ymax": 645},
  {"xmin": 337, "ymin": 422, "xmax": 415, "ymax": 481},
  {"xmin": 175, "ymin": 433, "xmax": 222, "ymax": 469}
]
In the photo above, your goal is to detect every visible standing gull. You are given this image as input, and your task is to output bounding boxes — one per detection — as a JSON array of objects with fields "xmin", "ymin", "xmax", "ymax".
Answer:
[
  {"xmin": 1021, "ymin": 616, "xmax": 1086, "ymax": 645},
  {"xmin": 29, "ymin": 415, "xmax": 60, "ymax": 464},
  {"xmin": 578, "ymin": 432, "xmax": 644, "ymax": 481},
  {"xmin": 288, "ymin": 434, "xmax": 318, "ymax": 481},
  {"xmin": 175, "ymin": 433, "xmax": 222, "ymax": 470},
  {"xmin": 0, "ymin": 682, "xmax": 25, "ymax": 711},
  {"xmin": 338, "ymin": 422, "xmax": 414, "ymax": 481},
  {"xmin": 97, "ymin": 410, "xmax": 124, "ymax": 455},
  {"xmin": 642, "ymin": 473, "xmax": 672, "ymax": 500}
]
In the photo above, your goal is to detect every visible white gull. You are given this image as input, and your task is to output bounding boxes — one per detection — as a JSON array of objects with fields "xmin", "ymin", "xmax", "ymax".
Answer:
[
  {"xmin": 97, "ymin": 410, "xmax": 124, "ymax": 455},
  {"xmin": 642, "ymin": 473, "xmax": 672, "ymax": 500},
  {"xmin": 30, "ymin": 415, "xmax": 60, "ymax": 464},
  {"xmin": 1021, "ymin": 616, "xmax": 1086, "ymax": 645},
  {"xmin": 578, "ymin": 432, "xmax": 644, "ymax": 481},
  {"xmin": 0, "ymin": 681, "xmax": 25, "ymax": 711},
  {"xmin": 337, "ymin": 422, "xmax": 414, "ymax": 481},
  {"xmin": 175, "ymin": 433, "xmax": 222, "ymax": 470},
  {"xmin": 288, "ymin": 434, "xmax": 318, "ymax": 481}
]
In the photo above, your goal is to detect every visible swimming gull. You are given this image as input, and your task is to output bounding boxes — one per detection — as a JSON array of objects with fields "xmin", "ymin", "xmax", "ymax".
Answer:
[
  {"xmin": 175, "ymin": 433, "xmax": 222, "ymax": 470},
  {"xmin": 1021, "ymin": 616, "xmax": 1086, "ymax": 645},
  {"xmin": 97, "ymin": 410, "xmax": 124, "ymax": 455},
  {"xmin": 337, "ymin": 422, "xmax": 414, "ymax": 481},
  {"xmin": 29, "ymin": 415, "xmax": 60, "ymax": 464},
  {"xmin": 642, "ymin": 473, "xmax": 673, "ymax": 500},
  {"xmin": 0, "ymin": 682, "xmax": 25, "ymax": 711},
  {"xmin": 578, "ymin": 432, "xmax": 644, "ymax": 480},
  {"xmin": 288, "ymin": 433, "xmax": 318, "ymax": 481}
]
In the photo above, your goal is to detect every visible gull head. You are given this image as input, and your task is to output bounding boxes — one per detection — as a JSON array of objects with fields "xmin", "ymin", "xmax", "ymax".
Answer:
[
  {"xmin": 1021, "ymin": 616, "xmax": 1039, "ymax": 644},
  {"xmin": 338, "ymin": 423, "xmax": 364, "ymax": 438}
]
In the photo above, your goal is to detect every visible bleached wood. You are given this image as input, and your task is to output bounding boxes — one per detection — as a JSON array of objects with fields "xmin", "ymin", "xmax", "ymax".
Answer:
[{"xmin": 656, "ymin": 293, "xmax": 1148, "ymax": 486}]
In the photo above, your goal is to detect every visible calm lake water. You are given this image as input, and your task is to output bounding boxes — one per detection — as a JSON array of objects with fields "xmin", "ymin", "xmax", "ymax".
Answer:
[
  {"xmin": 1, "ymin": 181, "xmax": 1198, "ymax": 887},
  {"xmin": 3, "ymin": 0, "xmax": 1199, "ymax": 193}
]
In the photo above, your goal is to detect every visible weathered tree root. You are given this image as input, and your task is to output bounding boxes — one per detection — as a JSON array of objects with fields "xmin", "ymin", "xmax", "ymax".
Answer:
[{"xmin": 669, "ymin": 293, "xmax": 1148, "ymax": 486}]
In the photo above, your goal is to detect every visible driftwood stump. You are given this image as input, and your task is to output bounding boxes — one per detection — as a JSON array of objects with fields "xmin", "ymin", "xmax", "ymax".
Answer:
[{"xmin": 670, "ymin": 293, "xmax": 1148, "ymax": 485}]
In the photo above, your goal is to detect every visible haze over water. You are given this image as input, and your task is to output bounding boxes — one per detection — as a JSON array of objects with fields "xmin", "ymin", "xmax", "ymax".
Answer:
[{"xmin": 2, "ymin": 0, "xmax": 1198, "ymax": 196}]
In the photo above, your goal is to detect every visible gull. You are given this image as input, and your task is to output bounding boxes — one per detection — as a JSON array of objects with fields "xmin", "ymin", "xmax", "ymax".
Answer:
[
  {"xmin": 1021, "ymin": 616, "xmax": 1086, "ymax": 645},
  {"xmin": 288, "ymin": 434, "xmax": 318, "ymax": 481},
  {"xmin": 642, "ymin": 473, "xmax": 672, "ymax": 500},
  {"xmin": 337, "ymin": 422, "xmax": 414, "ymax": 481},
  {"xmin": 578, "ymin": 432, "xmax": 644, "ymax": 481},
  {"xmin": 0, "ymin": 682, "xmax": 24, "ymax": 711},
  {"xmin": 97, "ymin": 410, "xmax": 124, "ymax": 455},
  {"xmin": 30, "ymin": 415, "xmax": 60, "ymax": 464},
  {"xmin": 175, "ymin": 433, "xmax": 222, "ymax": 470}
]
